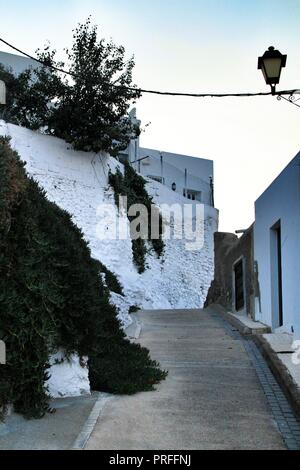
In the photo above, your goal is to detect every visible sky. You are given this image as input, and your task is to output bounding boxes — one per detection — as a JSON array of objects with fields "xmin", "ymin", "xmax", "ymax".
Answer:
[{"xmin": 1, "ymin": 0, "xmax": 300, "ymax": 232}]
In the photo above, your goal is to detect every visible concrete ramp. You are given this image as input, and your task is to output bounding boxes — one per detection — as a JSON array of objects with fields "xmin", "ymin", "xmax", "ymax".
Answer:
[{"xmin": 86, "ymin": 308, "xmax": 286, "ymax": 450}]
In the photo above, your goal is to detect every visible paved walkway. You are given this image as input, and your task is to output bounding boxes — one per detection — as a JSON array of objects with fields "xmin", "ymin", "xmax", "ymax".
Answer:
[
  {"xmin": 0, "ymin": 394, "xmax": 99, "ymax": 450},
  {"xmin": 86, "ymin": 308, "xmax": 287, "ymax": 450}
]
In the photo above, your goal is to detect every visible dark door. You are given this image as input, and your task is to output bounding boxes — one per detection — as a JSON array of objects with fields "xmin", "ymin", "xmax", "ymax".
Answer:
[
  {"xmin": 270, "ymin": 221, "xmax": 283, "ymax": 328},
  {"xmin": 234, "ymin": 260, "xmax": 244, "ymax": 311},
  {"xmin": 274, "ymin": 222, "xmax": 283, "ymax": 326},
  {"xmin": 275, "ymin": 224, "xmax": 283, "ymax": 327}
]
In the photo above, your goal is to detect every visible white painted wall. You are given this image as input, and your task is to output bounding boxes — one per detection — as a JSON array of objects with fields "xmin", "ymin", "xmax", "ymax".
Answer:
[
  {"xmin": 46, "ymin": 351, "xmax": 90, "ymax": 398},
  {"xmin": 254, "ymin": 152, "xmax": 300, "ymax": 339},
  {"xmin": 137, "ymin": 148, "xmax": 213, "ymax": 205},
  {"xmin": 0, "ymin": 120, "xmax": 218, "ymax": 398}
]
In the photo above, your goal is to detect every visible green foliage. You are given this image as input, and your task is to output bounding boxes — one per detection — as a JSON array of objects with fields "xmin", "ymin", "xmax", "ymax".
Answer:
[
  {"xmin": 90, "ymin": 341, "xmax": 167, "ymax": 395},
  {"xmin": 0, "ymin": 18, "xmax": 140, "ymax": 154},
  {"xmin": 129, "ymin": 305, "xmax": 140, "ymax": 314},
  {"xmin": 0, "ymin": 140, "xmax": 166, "ymax": 419},
  {"xmin": 0, "ymin": 60, "xmax": 65, "ymax": 130},
  {"xmin": 132, "ymin": 239, "xmax": 148, "ymax": 274},
  {"xmin": 0, "ymin": 135, "xmax": 27, "ymax": 235},
  {"xmin": 108, "ymin": 162, "xmax": 165, "ymax": 273},
  {"xmin": 96, "ymin": 260, "xmax": 124, "ymax": 296}
]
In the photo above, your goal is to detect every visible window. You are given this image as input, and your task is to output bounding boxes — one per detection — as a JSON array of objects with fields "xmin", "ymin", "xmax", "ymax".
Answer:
[
  {"xmin": 148, "ymin": 175, "xmax": 164, "ymax": 184},
  {"xmin": 184, "ymin": 189, "xmax": 202, "ymax": 201}
]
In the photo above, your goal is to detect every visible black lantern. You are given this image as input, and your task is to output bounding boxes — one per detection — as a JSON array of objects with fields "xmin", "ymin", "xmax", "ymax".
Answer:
[
  {"xmin": 258, "ymin": 46, "xmax": 287, "ymax": 95},
  {"xmin": 171, "ymin": 182, "xmax": 176, "ymax": 191}
]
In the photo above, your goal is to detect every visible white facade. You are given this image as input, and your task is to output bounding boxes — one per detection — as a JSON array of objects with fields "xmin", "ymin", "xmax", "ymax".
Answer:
[
  {"xmin": 254, "ymin": 152, "xmax": 300, "ymax": 339},
  {"xmin": 0, "ymin": 51, "xmax": 39, "ymax": 76},
  {"xmin": 120, "ymin": 142, "xmax": 214, "ymax": 206},
  {"xmin": 139, "ymin": 148, "xmax": 213, "ymax": 205}
]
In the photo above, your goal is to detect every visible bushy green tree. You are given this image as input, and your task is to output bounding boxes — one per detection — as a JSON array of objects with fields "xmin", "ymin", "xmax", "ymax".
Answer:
[
  {"xmin": 0, "ymin": 18, "xmax": 141, "ymax": 154},
  {"xmin": 0, "ymin": 54, "xmax": 65, "ymax": 130}
]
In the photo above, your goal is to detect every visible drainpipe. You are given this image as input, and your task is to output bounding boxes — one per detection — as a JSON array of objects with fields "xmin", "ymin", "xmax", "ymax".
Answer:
[
  {"xmin": 184, "ymin": 168, "xmax": 187, "ymax": 198},
  {"xmin": 210, "ymin": 175, "xmax": 215, "ymax": 207}
]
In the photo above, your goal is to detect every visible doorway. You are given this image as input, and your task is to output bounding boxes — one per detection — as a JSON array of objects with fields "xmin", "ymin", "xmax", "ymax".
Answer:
[
  {"xmin": 270, "ymin": 221, "xmax": 283, "ymax": 328},
  {"xmin": 233, "ymin": 258, "xmax": 245, "ymax": 312}
]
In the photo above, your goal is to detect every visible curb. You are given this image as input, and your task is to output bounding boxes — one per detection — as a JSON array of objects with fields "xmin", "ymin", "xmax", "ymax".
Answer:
[
  {"xmin": 71, "ymin": 392, "xmax": 113, "ymax": 450},
  {"xmin": 208, "ymin": 304, "xmax": 300, "ymax": 422},
  {"xmin": 209, "ymin": 304, "xmax": 271, "ymax": 335},
  {"xmin": 252, "ymin": 334, "xmax": 300, "ymax": 422}
]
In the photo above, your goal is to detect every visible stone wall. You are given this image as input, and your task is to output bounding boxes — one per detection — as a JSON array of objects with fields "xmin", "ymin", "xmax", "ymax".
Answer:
[{"xmin": 205, "ymin": 226, "xmax": 255, "ymax": 319}]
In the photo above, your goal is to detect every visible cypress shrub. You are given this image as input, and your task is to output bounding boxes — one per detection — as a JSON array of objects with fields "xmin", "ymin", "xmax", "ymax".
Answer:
[{"xmin": 0, "ymin": 138, "xmax": 166, "ymax": 419}]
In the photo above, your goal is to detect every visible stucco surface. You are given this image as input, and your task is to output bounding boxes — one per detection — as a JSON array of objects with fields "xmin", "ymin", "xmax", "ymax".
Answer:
[{"xmin": 0, "ymin": 120, "xmax": 218, "ymax": 398}]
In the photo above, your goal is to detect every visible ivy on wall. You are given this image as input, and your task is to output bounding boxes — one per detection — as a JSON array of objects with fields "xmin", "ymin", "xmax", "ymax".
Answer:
[
  {"xmin": 0, "ymin": 138, "xmax": 167, "ymax": 419},
  {"xmin": 108, "ymin": 162, "xmax": 164, "ymax": 273}
]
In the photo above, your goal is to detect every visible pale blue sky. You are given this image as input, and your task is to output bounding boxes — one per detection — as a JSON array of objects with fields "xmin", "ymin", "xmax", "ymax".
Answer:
[{"xmin": 1, "ymin": 1, "xmax": 300, "ymax": 231}]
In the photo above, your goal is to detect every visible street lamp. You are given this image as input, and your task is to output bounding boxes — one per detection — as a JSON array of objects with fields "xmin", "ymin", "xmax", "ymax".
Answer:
[{"xmin": 258, "ymin": 46, "xmax": 287, "ymax": 95}]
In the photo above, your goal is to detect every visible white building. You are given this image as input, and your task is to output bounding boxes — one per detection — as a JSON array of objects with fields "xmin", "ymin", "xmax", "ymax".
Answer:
[
  {"xmin": 119, "ymin": 111, "xmax": 214, "ymax": 207},
  {"xmin": 0, "ymin": 50, "xmax": 39, "ymax": 76},
  {"xmin": 254, "ymin": 152, "xmax": 300, "ymax": 339}
]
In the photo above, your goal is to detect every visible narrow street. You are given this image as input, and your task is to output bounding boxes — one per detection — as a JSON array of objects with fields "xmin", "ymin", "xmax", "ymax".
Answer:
[{"xmin": 86, "ymin": 308, "xmax": 288, "ymax": 450}]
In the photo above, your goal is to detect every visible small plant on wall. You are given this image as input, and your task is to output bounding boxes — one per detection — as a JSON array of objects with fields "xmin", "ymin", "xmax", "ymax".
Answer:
[{"xmin": 108, "ymin": 162, "xmax": 165, "ymax": 273}]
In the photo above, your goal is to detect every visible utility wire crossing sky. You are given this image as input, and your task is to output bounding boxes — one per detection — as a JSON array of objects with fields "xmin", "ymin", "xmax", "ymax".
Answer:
[{"xmin": 1, "ymin": 37, "xmax": 299, "ymax": 100}]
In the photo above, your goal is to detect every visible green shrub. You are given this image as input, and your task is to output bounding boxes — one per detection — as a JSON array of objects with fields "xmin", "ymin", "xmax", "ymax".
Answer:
[
  {"xmin": 129, "ymin": 305, "xmax": 139, "ymax": 314},
  {"xmin": 96, "ymin": 260, "xmax": 124, "ymax": 296},
  {"xmin": 0, "ymin": 18, "xmax": 140, "ymax": 155},
  {"xmin": 0, "ymin": 139, "xmax": 166, "ymax": 419},
  {"xmin": 108, "ymin": 162, "xmax": 164, "ymax": 273},
  {"xmin": 90, "ymin": 340, "xmax": 167, "ymax": 395}
]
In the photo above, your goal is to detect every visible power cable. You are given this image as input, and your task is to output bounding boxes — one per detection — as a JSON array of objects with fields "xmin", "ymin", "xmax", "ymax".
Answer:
[{"xmin": 1, "ymin": 37, "xmax": 300, "ymax": 99}]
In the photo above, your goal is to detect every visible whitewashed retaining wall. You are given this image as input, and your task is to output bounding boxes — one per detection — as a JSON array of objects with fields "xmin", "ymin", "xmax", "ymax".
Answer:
[{"xmin": 0, "ymin": 121, "xmax": 218, "ymax": 397}]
